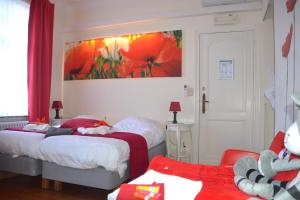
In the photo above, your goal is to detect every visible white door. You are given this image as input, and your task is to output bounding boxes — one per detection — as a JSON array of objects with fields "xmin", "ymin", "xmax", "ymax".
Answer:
[{"xmin": 198, "ymin": 31, "xmax": 255, "ymax": 165}]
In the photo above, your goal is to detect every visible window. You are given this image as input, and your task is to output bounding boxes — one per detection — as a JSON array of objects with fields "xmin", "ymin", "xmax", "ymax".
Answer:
[{"xmin": 0, "ymin": 0, "xmax": 29, "ymax": 117}]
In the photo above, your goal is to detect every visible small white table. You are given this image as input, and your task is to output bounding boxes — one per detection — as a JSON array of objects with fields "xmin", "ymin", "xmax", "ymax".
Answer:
[{"xmin": 166, "ymin": 122, "xmax": 193, "ymax": 162}]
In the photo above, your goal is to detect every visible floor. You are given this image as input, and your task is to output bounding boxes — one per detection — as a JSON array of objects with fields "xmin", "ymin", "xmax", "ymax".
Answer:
[{"xmin": 0, "ymin": 175, "xmax": 112, "ymax": 200}]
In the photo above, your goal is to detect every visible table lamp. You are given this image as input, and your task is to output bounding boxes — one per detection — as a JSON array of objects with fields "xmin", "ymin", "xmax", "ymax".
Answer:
[
  {"xmin": 169, "ymin": 101, "xmax": 181, "ymax": 124},
  {"xmin": 52, "ymin": 100, "xmax": 63, "ymax": 119}
]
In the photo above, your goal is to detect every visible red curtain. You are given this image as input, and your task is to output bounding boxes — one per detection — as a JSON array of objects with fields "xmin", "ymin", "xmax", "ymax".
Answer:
[{"xmin": 27, "ymin": 0, "xmax": 54, "ymax": 123}]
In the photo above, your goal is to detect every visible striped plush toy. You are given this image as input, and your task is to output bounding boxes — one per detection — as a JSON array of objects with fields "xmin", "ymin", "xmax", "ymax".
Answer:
[{"xmin": 234, "ymin": 93, "xmax": 300, "ymax": 200}]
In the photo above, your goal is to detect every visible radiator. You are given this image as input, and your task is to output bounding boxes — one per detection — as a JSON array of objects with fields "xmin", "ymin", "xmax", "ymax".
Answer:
[{"xmin": 0, "ymin": 121, "xmax": 28, "ymax": 130}]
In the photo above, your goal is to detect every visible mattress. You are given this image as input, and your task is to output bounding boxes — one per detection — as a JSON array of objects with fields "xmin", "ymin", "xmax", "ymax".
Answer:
[
  {"xmin": 0, "ymin": 129, "xmax": 44, "ymax": 176},
  {"xmin": 39, "ymin": 131, "xmax": 165, "ymax": 177},
  {"xmin": 0, "ymin": 129, "xmax": 45, "ymax": 159},
  {"xmin": 42, "ymin": 141, "xmax": 166, "ymax": 190}
]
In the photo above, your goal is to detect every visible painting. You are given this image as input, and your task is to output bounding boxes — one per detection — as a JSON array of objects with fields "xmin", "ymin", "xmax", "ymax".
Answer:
[{"xmin": 64, "ymin": 30, "xmax": 182, "ymax": 80}]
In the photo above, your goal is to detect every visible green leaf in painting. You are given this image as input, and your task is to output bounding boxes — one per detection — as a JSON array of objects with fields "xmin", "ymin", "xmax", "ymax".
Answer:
[{"xmin": 173, "ymin": 30, "xmax": 182, "ymax": 48}]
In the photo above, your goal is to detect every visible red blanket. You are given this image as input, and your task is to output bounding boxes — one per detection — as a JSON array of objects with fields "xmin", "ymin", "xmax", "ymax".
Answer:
[
  {"xmin": 148, "ymin": 156, "xmax": 255, "ymax": 200},
  {"xmin": 5, "ymin": 127, "xmax": 46, "ymax": 134},
  {"xmin": 74, "ymin": 131, "xmax": 149, "ymax": 179}
]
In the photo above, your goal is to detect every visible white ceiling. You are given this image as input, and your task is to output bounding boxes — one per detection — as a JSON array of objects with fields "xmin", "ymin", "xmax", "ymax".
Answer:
[{"xmin": 54, "ymin": 0, "xmax": 261, "ymax": 7}]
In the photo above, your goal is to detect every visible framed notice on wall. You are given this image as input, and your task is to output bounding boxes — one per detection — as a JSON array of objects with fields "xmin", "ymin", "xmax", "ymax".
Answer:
[{"xmin": 218, "ymin": 59, "xmax": 234, "ymax": 80}]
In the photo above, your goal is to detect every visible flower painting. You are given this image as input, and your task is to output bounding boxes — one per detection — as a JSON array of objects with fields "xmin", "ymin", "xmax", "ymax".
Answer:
[{"xmin": 64, "ymin": 30, "xmax": 182, "ymax": 80}]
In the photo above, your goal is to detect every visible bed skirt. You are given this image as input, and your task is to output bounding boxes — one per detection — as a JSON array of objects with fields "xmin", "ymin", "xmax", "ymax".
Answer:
[{"xmin": 0, "ymin": 153, "xmax": 42, "ymax": 176}]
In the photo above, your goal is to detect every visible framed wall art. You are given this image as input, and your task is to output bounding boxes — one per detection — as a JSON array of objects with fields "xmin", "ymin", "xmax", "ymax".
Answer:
[{"xmin": 64, "ymin": 30, "xmax": 182, "ymax": 80}]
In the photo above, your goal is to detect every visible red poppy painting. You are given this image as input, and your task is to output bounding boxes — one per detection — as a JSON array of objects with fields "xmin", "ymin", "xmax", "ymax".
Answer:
[{"xmin": 64, "ymin": 30, "xmax": 182, "ymax": 80}]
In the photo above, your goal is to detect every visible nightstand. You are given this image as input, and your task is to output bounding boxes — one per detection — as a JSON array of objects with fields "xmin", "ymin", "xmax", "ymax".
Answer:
[
  {"xmin": 166, "ymin": 122, "xmax": 193, "ymax": 162},
  {"xmin": 50, "ymin": 118, "xmax": 69, "ymax": 127}
]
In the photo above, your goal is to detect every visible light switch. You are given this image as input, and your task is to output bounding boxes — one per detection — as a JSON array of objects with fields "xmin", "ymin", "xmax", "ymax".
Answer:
[{"xmin": 184, "ymin": 85, "xmax": 194, "ymax": 97}]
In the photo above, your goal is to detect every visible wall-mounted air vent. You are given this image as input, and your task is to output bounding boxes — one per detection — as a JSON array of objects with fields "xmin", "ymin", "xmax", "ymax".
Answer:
[{"xmin": 202, "ymin": 0, "xmax": 249, "ymax": 7}]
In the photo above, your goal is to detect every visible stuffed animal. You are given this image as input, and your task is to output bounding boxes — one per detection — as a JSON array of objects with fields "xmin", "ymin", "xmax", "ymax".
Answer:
[{"xmin": 234, "ymin": 93, "xmax": 300, "ymax": 200}]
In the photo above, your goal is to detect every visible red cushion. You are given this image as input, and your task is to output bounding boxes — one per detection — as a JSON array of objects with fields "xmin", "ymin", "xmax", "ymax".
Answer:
[
  {"xmin": 60, "ymin": 118, "xmax": 110, "ymax": 131},
  {"xmin": 269, "ymin": 131, "xmax": 285, "ymax": 153},
  {"xmin": 220, "ymin": 149, "xmax": 259, "ymax": 167}
]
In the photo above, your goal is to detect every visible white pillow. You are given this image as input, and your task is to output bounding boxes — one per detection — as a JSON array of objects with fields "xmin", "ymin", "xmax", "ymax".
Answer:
[
  {"xmin": 23, "ymin": 123, "xmax": 50, "ymax": 131},
  {"xmin": 113, "ymin": 116, "xmax": 165, "ymax": 148},
  {"xmin": 77, "ymin": 126, "xmax": 111, "ymax": 135}
]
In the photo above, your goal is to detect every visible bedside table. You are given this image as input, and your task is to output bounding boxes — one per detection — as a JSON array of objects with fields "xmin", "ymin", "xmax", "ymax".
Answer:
[
  {"xmin": 50, "ymin": 118, "xmax": 69, "ymax": 127},
  {"xmin": 166, "ymin": 122, "xmax": 193, "ymax": 162}
]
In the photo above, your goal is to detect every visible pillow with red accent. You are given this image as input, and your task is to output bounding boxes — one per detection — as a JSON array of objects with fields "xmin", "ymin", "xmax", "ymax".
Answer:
[
  {"xmin": 73, "ymin": 115, "xmax": 101, "ymax": 120},
  {"xmin": 60, "ymin": 118, "xmax": 110, "ymax": 131}
]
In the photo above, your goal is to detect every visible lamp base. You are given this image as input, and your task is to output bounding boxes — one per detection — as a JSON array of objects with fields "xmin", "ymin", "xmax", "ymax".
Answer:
[
  {"xmin": 55, "ymin": 109, "xmax": 60, "ymax": 119},
  {"xmin": 172, "ymin": 112, "xmax": 178, "ymax": 124}
]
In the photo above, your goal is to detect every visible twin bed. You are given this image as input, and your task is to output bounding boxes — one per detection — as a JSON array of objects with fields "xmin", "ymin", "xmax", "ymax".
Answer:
[
  {"xmin": 0, "ymin": 116, "xmax": 167, "ymax": 190},
  {"xmin": 0, "ymin": 129, "xmax": 44, "ymax": 176}
]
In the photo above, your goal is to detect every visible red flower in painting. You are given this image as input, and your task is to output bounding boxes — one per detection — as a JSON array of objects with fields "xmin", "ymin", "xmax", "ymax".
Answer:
[
  {"xmin": 286, "ymin": 0, "xmax": 297, "ymax": 12},
  {"xmin": 64, "ymin": 40, "xmax": 103, "ymax": 79},
  {"xmin": 103, "ymin": 63, "xmax": 110, "ymax": 72},
  {"xmin": 119, "ymin": 33, "xmax": 181, "ymax": 77},
  {"xmin": 282, "ymin": 24, "xmax": 293, "ymax": 58},
  {"xmin": 117, "ymin": 61, "xmax": 132, "ymax": 78}
]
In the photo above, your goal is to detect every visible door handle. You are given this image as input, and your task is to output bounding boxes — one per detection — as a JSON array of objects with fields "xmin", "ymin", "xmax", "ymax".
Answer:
[{"xmin": 202, "ymin": 93, "xmax": 209, "ymax": 114}]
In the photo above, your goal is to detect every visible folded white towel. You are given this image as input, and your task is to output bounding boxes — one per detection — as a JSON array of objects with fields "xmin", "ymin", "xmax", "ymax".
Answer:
[
  {"xmin": 23, "ymin": 123, "xmax": 50, "ymax": 131},
  {"xmin": 77, "ymin": 126, "xmax": 111, "ymax": 135},
  {"xmin": 107, "ymin": 169, "xmax": 203, "ymax": 200}
]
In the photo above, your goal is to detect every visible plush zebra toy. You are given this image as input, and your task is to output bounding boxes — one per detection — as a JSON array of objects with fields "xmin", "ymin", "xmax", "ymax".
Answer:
[{"xmin": 234, "ymin": 93, "xmax": 300, "ymax": 200}]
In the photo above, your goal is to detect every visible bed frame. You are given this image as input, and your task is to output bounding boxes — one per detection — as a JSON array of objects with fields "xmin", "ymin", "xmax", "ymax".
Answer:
[
  {"xmin": 42, "ymin": 141, "xmax": 166, "ymax": 190},
  {"xmin": 0, "ymin": 153, "xmax": 42, "ymax": 176}
]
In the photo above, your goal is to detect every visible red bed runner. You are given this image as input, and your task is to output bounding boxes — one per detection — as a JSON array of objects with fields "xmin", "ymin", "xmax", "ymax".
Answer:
[
  {"xmin": 148, "ymin": 156, "xmax": 256, "ymax": 200},
  {"xmin": 74, "ymin": 131, "xmax": 149, "ymax": 179},
  {"xmin": 5, "ymin": 127, "xmax": 46, "ymax": 134}
]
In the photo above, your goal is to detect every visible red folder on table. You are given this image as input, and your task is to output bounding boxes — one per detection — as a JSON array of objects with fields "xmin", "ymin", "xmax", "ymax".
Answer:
[{"xmin": 117, "ymin": 183, "xmax": 164, "ymax": 200}]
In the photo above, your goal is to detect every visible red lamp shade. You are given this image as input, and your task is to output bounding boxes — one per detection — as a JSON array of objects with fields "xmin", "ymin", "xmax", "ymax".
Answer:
[
  {"xmin": 52, "ymin": 101, "xmax": 63, "ymax": 119},
  {"xmin": 169, "ymin": 101, "xmax": 181, "ymax": 112},
  {"xmin": 169, "ymin": 101, "xmax": 181, "ymax": 124},
  {"xmin": 52, "ymin": 101, "xmax": 63, "ymax": 109}
]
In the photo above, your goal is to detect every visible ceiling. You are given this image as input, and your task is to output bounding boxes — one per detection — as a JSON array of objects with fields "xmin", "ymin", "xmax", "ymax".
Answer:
[{"xmin": 54, "ymin": 0, "xmax": 261, "ymax": 7}]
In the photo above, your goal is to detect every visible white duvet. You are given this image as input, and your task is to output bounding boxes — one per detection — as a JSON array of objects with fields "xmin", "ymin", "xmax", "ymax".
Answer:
[
  {"xmin": 0, "ymin": 130, "xmax": 45, "ymax": 159},
  {"xmin": 39, "ymin": 135, "xmax": 130, "ymax": 177},
  {"xmin": 39, "ymin": 132, "xmax": 164, "ymax": 177}
]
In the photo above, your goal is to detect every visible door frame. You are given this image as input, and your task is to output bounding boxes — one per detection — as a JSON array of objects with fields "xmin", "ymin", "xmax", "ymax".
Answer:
[{"xmin": 193, "ymin": 28, "xmax": 265, "ymax": 164}]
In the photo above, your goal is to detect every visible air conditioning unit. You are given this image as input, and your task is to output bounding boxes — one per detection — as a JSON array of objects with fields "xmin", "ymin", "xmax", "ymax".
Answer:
[{"xmin": 202, "ymin": 0, "xmax": 249, "ymax": 7}]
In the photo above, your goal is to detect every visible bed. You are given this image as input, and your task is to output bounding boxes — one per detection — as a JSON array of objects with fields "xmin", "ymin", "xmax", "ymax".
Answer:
[
  {"xmin": 108, "ymin": 155, "xmax": 248, "ymax": 200},
  {"xmin": 39, "ymin": 116, "xmax": 167, "ymax": 190},
  {"xmin": 108, "ymin": 132, "xmax": 298, "ymax": 200},
  {"xmin": 0, "ymin": 129, "xmax": 46, "ymax": 176}
]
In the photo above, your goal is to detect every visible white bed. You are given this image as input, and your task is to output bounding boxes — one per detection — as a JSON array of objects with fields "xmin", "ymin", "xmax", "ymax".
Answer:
[
  {"xmin": 39, "ymin": 116, "xmax": 165, "ymax": 177},
  {"xmin": 0, "ymin": 129, "xmax": 45, "ymax": 175},
  {"xmin": 40, "ymin": 116, "xmax": 167, "ymax": 190}
]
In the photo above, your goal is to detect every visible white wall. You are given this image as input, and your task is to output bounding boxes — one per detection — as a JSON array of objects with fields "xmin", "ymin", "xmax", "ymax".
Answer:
[
  {"xmin": 50, "ymin": 1, "xmax": 274, "ymax": 162},
  {"xmin": 274, "ymin": 1, "xmax": 300, "ymax": 132}
]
